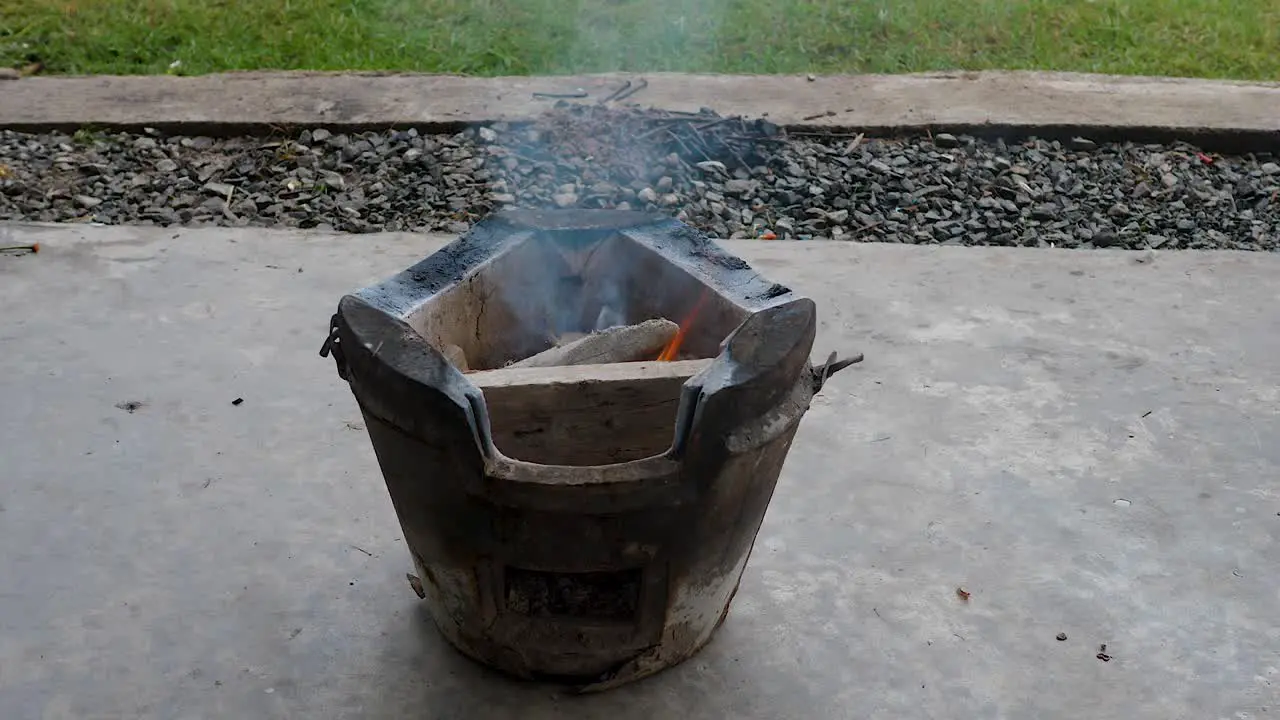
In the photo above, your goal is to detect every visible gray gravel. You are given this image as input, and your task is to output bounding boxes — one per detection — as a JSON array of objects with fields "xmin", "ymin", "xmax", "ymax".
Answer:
[
  {"xmin": 0, "ymin": 127, "xmax": 489, "ymax": 234},
  {"xmin": 2, "ymin": 108, "xmax": 1277, "ymax": 250}
]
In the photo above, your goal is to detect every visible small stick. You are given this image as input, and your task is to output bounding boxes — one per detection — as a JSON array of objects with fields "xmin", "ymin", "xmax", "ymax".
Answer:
[
  {"xmin": 599, "ymin": 79, "xmax": 633, "ymax": 103},
  {"xmin": 692, "ymin": 117, "xmax": 732, "ymax": 132},
  {"xmin": 606, "ymin": 78, "xmax": 648, "ymax": 103},
  {"xmin": 669, "ymin": 130, "xmax": 711, "ymax": 163},
  {"xmin": 852, "ymin": 221, "xmax": 883, "ymax": 237},
  {"xmin": 725, "ymin": 135, "xmax": 787, "ymax": 143},
  {"xmin": 532, "ymin": 89, "xmax": 589, "ymax": 99},
  {"xmin": 636, "ymin": 124, "xmax": 675, "ymax": 140},
  {"xmin": 0, "ymin": 243, "xmax": 39, "ymax": 254},
  {"xmin": 645, "ymin": 116, "xmax": 705, "ymax": 125},
  {"xmin": 787, "ymin": 131, "xmax": 865, "ymax": 138}
]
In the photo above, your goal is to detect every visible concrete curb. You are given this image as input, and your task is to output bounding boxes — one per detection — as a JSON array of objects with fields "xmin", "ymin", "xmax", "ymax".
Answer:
[
  {"xmin": 3, "ymin": 222, "xmax": 1265, "ymax": 261},
  {"xmin": 1, "ymin": 71, "xmax": 1278, "ymax": 150}
]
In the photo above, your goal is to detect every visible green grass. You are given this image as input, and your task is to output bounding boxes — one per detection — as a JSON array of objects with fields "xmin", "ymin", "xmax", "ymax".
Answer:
[{"xmin": 2, "ymin": 0, "xmax": 1278, "ymax": 79}]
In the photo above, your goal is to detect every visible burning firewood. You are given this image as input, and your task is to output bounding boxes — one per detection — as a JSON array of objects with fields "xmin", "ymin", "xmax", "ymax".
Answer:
[{"xmin": 509, "ymin": 318, "xmax": 678, "ymax": 369}]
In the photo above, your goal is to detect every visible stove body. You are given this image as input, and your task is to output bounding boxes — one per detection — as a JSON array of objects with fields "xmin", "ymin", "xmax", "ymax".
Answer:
[{"xmin": 324, "ymin": 210, "xmax": 844, "ymax": 690}]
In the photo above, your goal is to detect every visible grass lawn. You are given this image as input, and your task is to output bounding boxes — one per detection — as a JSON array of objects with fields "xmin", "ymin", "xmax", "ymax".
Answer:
[{"xmin": 2, "ymin": 0, "xmax": 1278, "ymax": 80}]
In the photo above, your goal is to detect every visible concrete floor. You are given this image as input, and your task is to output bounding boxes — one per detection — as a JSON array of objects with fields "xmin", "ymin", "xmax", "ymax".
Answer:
[{"xmin": 1, "ymin": 223, "xmax": 1277, "ymax": 719}]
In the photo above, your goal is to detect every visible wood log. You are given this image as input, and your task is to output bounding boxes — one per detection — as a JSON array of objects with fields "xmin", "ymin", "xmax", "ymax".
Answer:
[
  {"xmin": 440, "ymin": 343, "xmax": 470, "ymax": 372},
  {"xmin": 508, "ymin": 318, "xmax": 678, "ymax": 369}
]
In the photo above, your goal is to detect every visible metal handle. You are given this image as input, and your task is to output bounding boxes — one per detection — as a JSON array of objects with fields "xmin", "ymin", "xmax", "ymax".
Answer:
[{"xmin": 811, "ymin": 351, "xmax": 864, "ymax": 391}]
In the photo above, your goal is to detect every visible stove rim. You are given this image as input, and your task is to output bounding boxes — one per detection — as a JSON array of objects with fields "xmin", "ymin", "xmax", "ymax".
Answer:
[{"xmin": 325, "ymin": 209, "xmax": 820, "ymax": 481}]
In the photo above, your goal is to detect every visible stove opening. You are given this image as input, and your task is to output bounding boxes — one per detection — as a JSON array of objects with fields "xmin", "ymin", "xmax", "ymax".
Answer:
[
  {"xmin": 408, "ymin": 228, "xmax": 748, "ymax": 466},
  {"xmin": 504, "ymin": 566, "xmax": 644, "ymax": 622}
]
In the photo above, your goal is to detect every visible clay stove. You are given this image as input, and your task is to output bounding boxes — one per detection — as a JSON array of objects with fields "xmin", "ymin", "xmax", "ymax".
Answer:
[{"xmin": 322, "ymin": 209, "xmax": 856, "ymax": 690}]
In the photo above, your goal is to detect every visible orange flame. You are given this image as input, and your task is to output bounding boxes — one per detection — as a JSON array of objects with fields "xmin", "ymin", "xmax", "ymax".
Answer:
[{"xmin": 657, "ymin": 290, "xmax": 709, "ymax": 361}]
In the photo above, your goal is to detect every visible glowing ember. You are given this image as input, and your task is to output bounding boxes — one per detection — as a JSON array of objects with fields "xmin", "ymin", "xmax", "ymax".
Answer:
[{"xmin": 656, "ymin": 290, "xmax": 710, "ymax": 361}]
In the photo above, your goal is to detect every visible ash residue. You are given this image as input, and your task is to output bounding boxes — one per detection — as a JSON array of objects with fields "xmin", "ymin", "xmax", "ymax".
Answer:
[
  {"xmin": 402, "ymin": 226, "xmax": 516, "ymax": 294},
  {"xmin": 659, "ymin": 223, "xmax": 752, "ymax": 269},
  {"xmin": 760, "ymin": 283, "xmax": 791, "ymax": 299},
  {"xmin": 695, "ymin": 249, "xmax": 751, "ymax": 270}
]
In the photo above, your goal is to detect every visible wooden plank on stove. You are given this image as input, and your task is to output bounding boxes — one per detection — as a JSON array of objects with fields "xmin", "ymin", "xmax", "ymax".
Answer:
[
  {"xmin": 470, "ymin": 359, "xmax": 713, "ymax": 466},
  {"xmin": 470, "ymin": 358, "xmax": 711, "ymax": 388}
]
